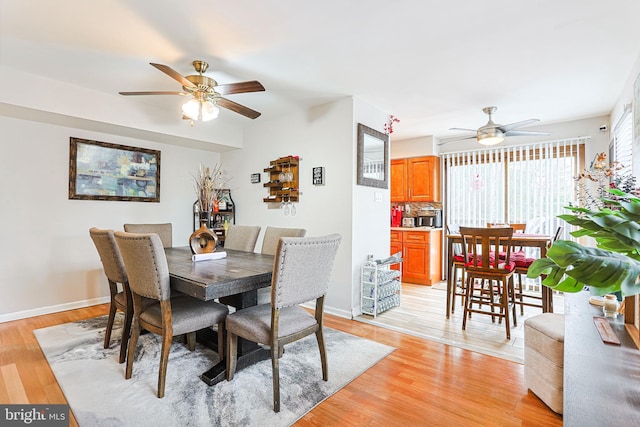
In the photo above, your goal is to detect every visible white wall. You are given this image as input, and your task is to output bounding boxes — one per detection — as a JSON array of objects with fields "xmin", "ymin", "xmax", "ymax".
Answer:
[
  {"xmin": 221, "ymin": 96, "xmax": 389, "ymax": 318},
  {"xmin": 0, "ymin": 115, "xmax": 220, "ymax": 321}
]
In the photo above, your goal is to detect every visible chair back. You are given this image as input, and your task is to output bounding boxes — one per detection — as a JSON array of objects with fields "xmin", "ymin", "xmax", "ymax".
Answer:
[
  {"xmin": 89, "ymin": 227, "xmax": 127, "ymax": 284},
  {"xmin": 123, "ymin": 223, "xmax": 172, "ymax": 248},
  {"xmin": 271, "ymin": 234, "xmax": 341, "ymax": 309},
  {"xmin": 114, "ymin": 231, "xmax": 171, "ymax": 301},
  {"xmin": 261, "ymin": 227, "xmax": 307, "ymax": 255},
  {"xmin": 224, "ymin": 225, "xmax": 261, "ymax": 252},
  {"xmin": 459, "ymin": 226, "xmax": 514, "ymax": 271}
]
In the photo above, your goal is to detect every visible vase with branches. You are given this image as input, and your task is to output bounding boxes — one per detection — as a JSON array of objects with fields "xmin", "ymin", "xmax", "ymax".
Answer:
[{"xmin": 192, "ymin": 163, "xmax": 230, "ymax": 222}]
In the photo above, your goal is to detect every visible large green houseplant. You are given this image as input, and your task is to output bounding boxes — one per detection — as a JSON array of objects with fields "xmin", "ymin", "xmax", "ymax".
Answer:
[{"xmin": 527, "ymin": 189, "xmax": 640, "ymax": 296}]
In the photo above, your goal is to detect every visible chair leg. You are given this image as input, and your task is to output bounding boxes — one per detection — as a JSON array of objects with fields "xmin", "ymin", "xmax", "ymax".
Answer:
[
  {"xmin": 502, "ymin": 277, "xmax": 511, "ymax": 340},
  {"xmin": 104, "ymin": 303, "xmax": 117, "ymax": 349},
  {"xmin": 450, "ymin": 265, "xmax": 458, "ymax": 314},
  {"xmin": 118, "ymin": 308, "xmax": 133, "ymax": 364},
  {"xmin": 315, "ymin": 328, "xmax": 328, "ymax": 381},
  {"xmin": 186, "ymin": 331, "xmax": 196, "ymax": 351},
  {"xmin": 271, "ymin": 343, "xmax": 280, "ymax": 413},
  {"xmin": 517, "ymin": 273, "xmax": 525, "ymax": 315},
  {"xmin": 157, "ymin": 332, "xmax": 172, "ymax": 398},
  {"xmin": 125, "ymin": 319, "xmax": 140, "ymax": 380},
  {"xmin": 226, "ymin": 333, "xmax": 238, "ymax": 381},
  {"xmin": 216, "ymin": 322, "xmax": 225, "ymax": 361},
  {"xmin": 462, "ymin": 275, "xmax": 473, "ymax": 331}
]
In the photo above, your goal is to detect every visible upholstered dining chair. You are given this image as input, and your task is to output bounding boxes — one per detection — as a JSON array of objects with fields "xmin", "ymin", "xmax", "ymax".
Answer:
[
  {"xmin": 89, "ymin": 227, "xmax": 132, "ymax": 364},
  {"xmin": 260, "ymin": 226, "xmax": 307, "ymax": 255},
  {"xmin": 225, "ymin": 234, "xmax": 342, "ymax": 412},
  {"xmin": 222, "ymin": 225, "xmax": 261, "ymax": 252},
  {"xmin": 114, "ymin": 231, "xmax": 229, "ymax": 398},
  {"xmin": 257, "ymin": 227, "xmax": 307, "ymax": 305},
  {"xmin": 460, "ymin": 226, "xmax": 517, "ymax": 339},
  {"xmin": 123, "ymin": 223, "xmax": 173, "ymax": 248}
]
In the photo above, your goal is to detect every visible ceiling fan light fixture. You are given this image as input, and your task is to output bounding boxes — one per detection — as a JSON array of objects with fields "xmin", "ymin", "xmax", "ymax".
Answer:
[
  {"xmin": 477, "ymin": 129, "xmax": 505, "ymax": 146},
  {"xmin": 182, "ymin": 98, "xmax": 219, "ymax": 122}
]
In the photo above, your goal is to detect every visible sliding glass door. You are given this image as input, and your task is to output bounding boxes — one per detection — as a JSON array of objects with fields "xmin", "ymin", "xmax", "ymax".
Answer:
[{"xmin": 443, "ymin": 138, "xmax": 587, "ymax": 238}]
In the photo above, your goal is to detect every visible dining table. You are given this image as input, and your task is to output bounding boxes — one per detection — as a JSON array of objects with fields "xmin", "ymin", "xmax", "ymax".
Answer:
[
  {"xmin": 165, "ymin": 246, "xmax": 274, "ymax": 386},
  {"xmin": 445, "ymin": 233, "xmax": 554, "ymax": 318}
]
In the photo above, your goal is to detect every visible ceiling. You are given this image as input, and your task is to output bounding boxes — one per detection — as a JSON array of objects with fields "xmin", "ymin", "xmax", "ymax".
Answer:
[{"xmin": 2, "ymin": 0, "xmax": 640, "ymax": 142}]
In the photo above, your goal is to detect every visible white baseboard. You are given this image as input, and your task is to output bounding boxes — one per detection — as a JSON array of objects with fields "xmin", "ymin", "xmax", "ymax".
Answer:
[
  {"xmin": 0, "ymin": 296, "xmax": 110, "ymax": 324},
  {"xmin": 299, "ymin": 302, "xmax": 353, "ymax": 320}
]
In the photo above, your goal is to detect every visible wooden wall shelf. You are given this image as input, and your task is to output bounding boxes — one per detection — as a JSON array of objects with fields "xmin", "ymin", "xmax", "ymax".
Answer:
[{"xmin": 263, "ymin": 156, "xmax": 300, "ymax": 203}]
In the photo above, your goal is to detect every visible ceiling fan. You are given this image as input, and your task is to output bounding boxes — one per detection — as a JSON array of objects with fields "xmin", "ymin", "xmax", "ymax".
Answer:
[
  {"xmin": 444, "ymin": 106, "xmax": 550, "ymax": 146},
  {"xmin": 119, "ymin": 60, "xmax": 265, "ymax": 121}
]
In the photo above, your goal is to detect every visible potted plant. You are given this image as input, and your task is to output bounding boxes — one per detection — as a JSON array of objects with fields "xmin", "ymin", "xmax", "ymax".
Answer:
[{"xmin": 528, "ymin": 188, "xmax": 640, "ymax": 297}]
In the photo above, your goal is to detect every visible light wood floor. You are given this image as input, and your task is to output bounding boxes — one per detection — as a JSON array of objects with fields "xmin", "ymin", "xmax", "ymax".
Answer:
[
  {"xmin": 356, "ymin": 281, "xmax": 565, "ymax": 363},
  {"xmin": 0, "ymin": 303, "xmax": 562, "ymax": 426}
]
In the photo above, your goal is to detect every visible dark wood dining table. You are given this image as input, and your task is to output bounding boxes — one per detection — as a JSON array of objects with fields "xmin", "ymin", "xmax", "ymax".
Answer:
[
  {"xmin": 165, "ymin": 246, "xmax": 274, "ymax": 386},
  {"xmin": 445, "ymin": 233, "xmax": 553, "ymax": 317}
]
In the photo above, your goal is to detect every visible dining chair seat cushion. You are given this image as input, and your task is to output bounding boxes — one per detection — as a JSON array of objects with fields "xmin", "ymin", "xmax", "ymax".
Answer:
[
  {"xmin": 226, "ymin": 304, "xmax": 317, "ymax": 344},
  {"xmin": 512, "ymin": 251, "xmax": 536, "ymax": 268},
  {"xmin": 453, "ymin": 255, "xmax": 465, "ymax": 263},
  {"xmin": 140, "ymin": 295, "xmax": 228, "ymax": 336},
  {"xmin": 464, "ymin": 260, "xmax": 516, "ymax": 273}
]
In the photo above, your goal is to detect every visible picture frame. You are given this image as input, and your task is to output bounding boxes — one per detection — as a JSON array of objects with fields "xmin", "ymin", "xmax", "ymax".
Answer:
[
  {"xmin": 69, "ymin": 137, "xmax": 160, "ymax": 202},
  {"xmin": 250, "ymin": 173, "xmax": 261, "ymax": 183},
  {"xmin": 312, "ymin": 166, "xmax": 325, "ymax": 185}
]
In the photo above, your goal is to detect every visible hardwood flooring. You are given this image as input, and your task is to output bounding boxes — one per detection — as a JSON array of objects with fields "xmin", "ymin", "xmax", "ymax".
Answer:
[
  {"xmin": 0, "ymin": 302, "xmax": 562, "ymax": 426},
  {"xmin": 356, "ymin": 281, "xmax": 565, "ymax": 363}
]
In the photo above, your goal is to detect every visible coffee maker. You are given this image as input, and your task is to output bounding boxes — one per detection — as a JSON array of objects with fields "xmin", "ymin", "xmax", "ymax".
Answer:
[{"xmin": 416, "ymin": 208, "xmax": 443, "ymax": 228}]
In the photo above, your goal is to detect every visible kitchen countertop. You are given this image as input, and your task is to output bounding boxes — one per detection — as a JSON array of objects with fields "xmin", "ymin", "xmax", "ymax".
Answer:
[{"xmin": 391, "ymin": 227, "xmax": 443, "ymax": 232}]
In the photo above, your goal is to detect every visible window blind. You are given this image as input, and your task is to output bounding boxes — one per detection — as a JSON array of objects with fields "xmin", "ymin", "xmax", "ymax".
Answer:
[
  {"xmin": 443, "ymin": 138, "xmax": 587, "ymax": 239},
  {"xmin": 611, "ymin": 105, "xmax": 633, "ymax": 186}
]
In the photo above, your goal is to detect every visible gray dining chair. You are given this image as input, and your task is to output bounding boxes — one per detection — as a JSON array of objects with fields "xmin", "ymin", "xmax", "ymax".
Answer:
[
  {"xmin": 123, "ymin": 223, "xmax": 173, "ymax": 248},
  {"xmin": 260, "ymin": 226, "xmax": 307, "ymax": 255},
  {"xmin": 114, "ymin": 231, "xmax": 229, "ymax": 398},
  {"xmin": 89, "ymin": 227, "xmax": 132, "ymax": 364},
  {"xmin": 223, "ymin": 225, "xmax": 261, "ymax": 252},
  {"xmin": 257, "ymin": 227, "xmax": 307, "ymax": 304},
  {"xmin": 225, "ymin": 233, "xmax": 342, "ymax": 412}
]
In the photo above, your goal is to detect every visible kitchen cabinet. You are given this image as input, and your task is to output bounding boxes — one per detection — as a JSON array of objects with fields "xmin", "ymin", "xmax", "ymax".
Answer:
[
  {"xmin": 390, "ymin": 159, "xmax": 408, "ymax": 202},
  {"xmin": 391, "ymin": 229, "xmax": 442, "ymax": 285},
  {"xmin": 390, "ymin": 156, "xmax": 440, "ymax": 202}
]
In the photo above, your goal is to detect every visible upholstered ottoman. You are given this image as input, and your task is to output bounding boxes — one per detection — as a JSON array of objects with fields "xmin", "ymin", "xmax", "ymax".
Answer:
[{"xmin": 524, "ymin": 313, "xmax": 565, "ymax": 414}]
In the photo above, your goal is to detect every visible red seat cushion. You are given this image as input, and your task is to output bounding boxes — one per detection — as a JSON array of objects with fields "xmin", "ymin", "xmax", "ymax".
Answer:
[
  {"xmin": 511, "ymin": 251, "xmax": 535, "ymax": 268},
  {"xmin": 464, "ymin": 258, "xmax": 516, "ymax": 273}
]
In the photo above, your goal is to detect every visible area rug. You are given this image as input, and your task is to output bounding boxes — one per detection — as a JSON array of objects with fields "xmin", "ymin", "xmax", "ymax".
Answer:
[{"xmin": 34, "ymin": 315, "xmax": 394, "ymax": 427}]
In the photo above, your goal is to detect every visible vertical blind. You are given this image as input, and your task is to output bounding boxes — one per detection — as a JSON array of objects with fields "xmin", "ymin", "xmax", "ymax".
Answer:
[
  {"xmin": 611, "ymin": 104, "xmax": 633, "ymax": 184},
  {"xmin": 443, "ymin": 138, "xmax": 588, "ymax": 238}
]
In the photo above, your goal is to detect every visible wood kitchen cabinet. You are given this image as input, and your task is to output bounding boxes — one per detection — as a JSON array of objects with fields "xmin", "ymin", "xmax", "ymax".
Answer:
[
  {"xmin": 390, "ymin": 156, "xmax": 440, "ymax": 202},
  {"xmin": 391, "ymin": 229, "xmax": 442, "ymax": 285}
]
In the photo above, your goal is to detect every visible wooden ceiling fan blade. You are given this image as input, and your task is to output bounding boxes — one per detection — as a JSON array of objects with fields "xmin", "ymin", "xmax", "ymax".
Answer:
[
  {"xmin": 150, "ymin": 63, "xmax": 196, "ymax": 88},
  {"xmin": 216, "ymin": 80, "xmax": 265, "ymax": 95},
  {"xmin": 504, "ymin": 130, "xmax": 551, "ymax": 137},
  {"xmin": 217, "ymin": 98, "xmax": 261, "ymax": 119},
  {"xmin": 119, "ymin": 91, "xmax": 185, "ymax": 96},
  {"xmin": 499, "ymin": 118, "xmax": 539, "ymax": 132}
]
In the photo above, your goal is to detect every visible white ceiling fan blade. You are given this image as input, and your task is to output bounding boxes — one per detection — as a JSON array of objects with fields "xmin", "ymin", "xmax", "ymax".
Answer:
[
  {"xmin": 504, "ymin": 130, "xmax": 550, "ymax": 137},
  {"xmin": 438, "ymin": 135, "xmax": 477, "ymax": 146},
  {"xmin": 499, "ymin": 118, "xmax": 540, "ymax": 132},
  {"xmin": 449, "ymin": 127, "xmax": 477, "ymax": 132}
]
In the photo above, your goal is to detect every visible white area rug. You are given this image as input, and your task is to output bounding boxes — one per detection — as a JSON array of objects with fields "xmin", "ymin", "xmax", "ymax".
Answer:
[{"xmin": 35, "ymin": 315, "xmax": 394, "ymax": 427}]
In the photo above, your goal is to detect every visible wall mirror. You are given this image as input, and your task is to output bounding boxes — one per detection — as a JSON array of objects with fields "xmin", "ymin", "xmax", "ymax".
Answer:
[{"xmin": 357, "ymin": 123, "xmax": 389, "ymax": 189}]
